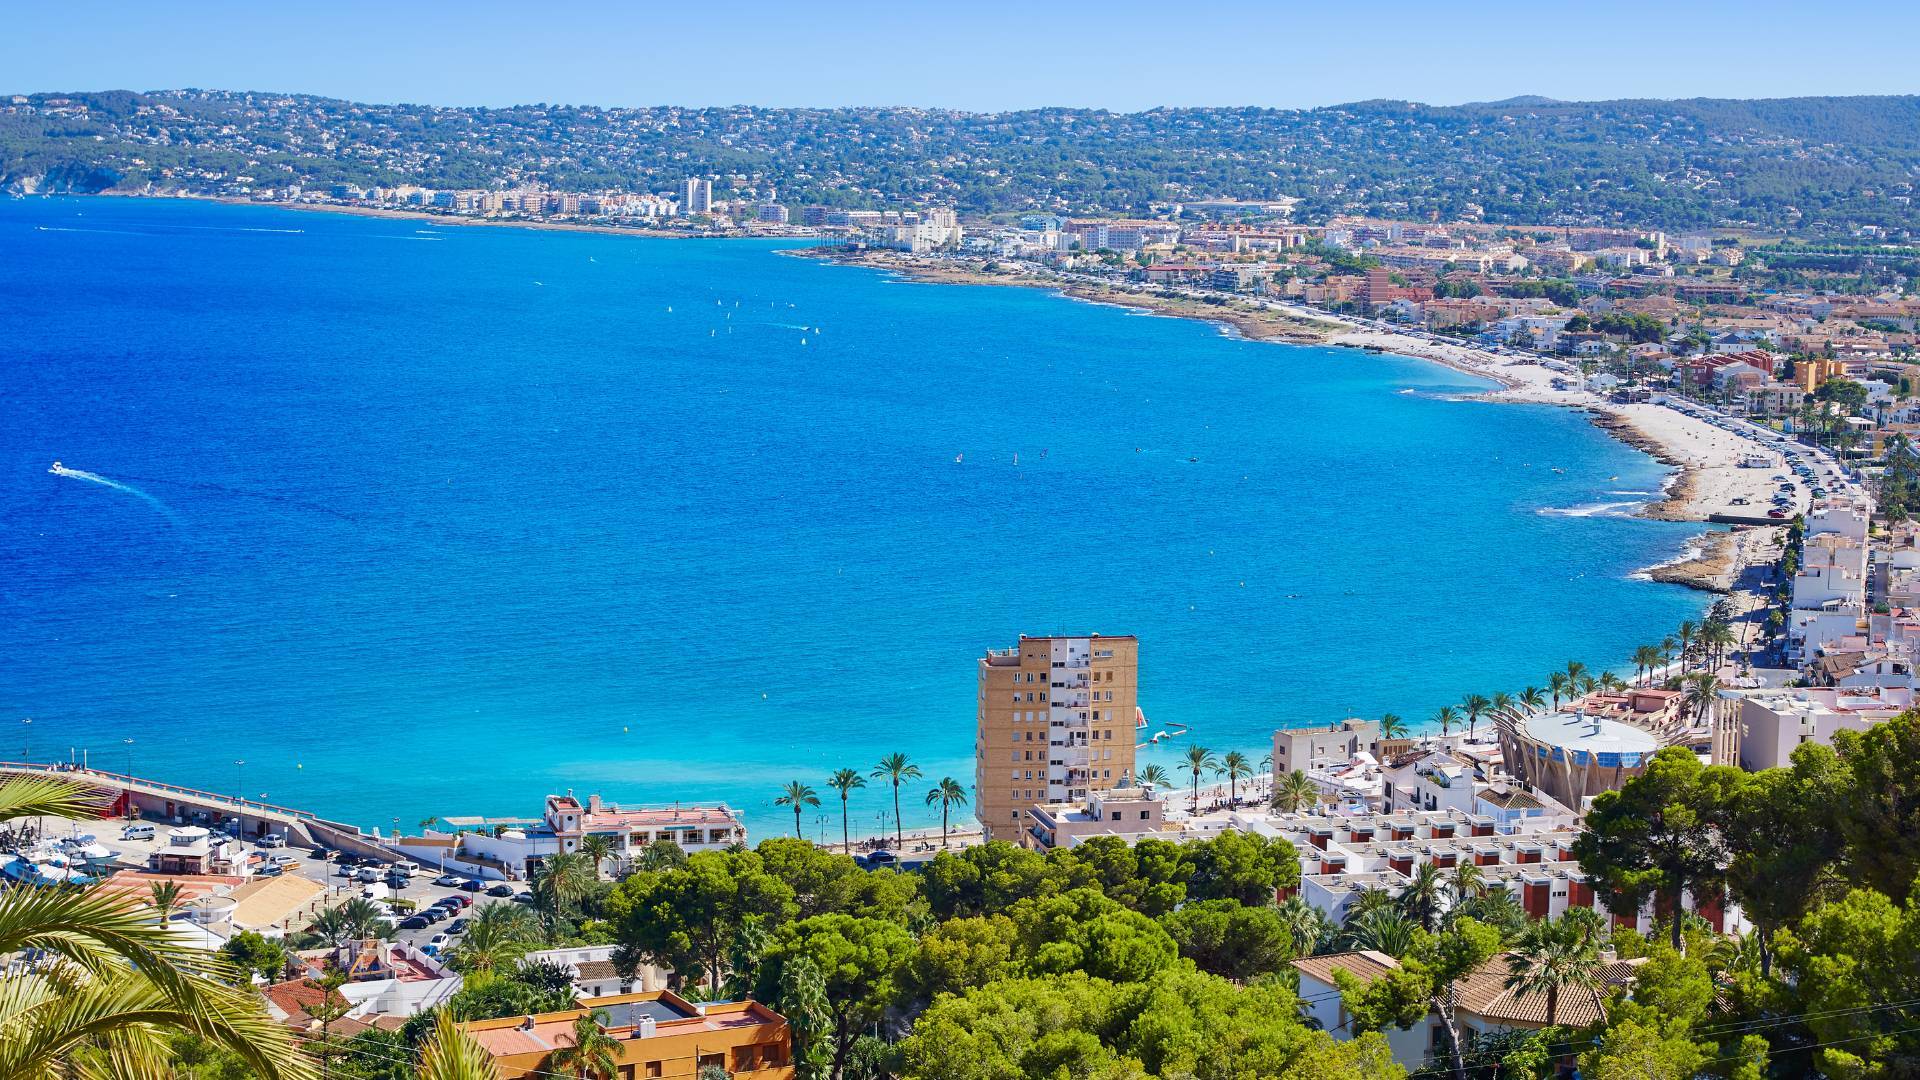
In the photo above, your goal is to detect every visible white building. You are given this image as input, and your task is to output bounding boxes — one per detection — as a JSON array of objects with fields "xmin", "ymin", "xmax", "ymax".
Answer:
[
  {"xmin": 682, "ymin": 178, "xmax": 712, "ymax": 215},
  {"xmin": 1723, "ymin": 686, "xmax": 1916, "ymax": 771}
]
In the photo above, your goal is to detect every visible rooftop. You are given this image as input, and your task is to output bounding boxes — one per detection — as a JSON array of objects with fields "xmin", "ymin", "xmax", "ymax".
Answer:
[{"xmin": 1521, "ymin": 711, "xmax": 1660, "ymax": 757}]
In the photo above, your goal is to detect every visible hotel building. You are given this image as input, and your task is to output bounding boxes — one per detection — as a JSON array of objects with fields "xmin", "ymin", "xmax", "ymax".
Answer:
[{"xmin": 975, "ymin": 634, "xmax": 1138, "ymax": 843}]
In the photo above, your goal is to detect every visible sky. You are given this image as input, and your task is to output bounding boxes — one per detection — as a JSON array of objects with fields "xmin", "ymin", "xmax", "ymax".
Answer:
[{"xmin": 9, "ymin": 1, "xmax": 1920, "ymax": 113}]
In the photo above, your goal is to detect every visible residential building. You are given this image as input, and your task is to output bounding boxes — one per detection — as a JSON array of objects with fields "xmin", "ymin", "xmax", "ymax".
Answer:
[
  {"xmin": 1721, "ymin": 686, "xmax": 1916, "ymax": 771},
  {"xmin": 1024, "ymin": 786, "xmax": 1165, "ymax": 851},
  {"xmin": 682, "ymin": 178, "xmax": 712, "ymax": 215},
  {"xmin": 146, "ymin": 827, "xmax": 250, "ymax": 877},
  {"xmin": 1272, "ymin": 718, "xmax": 1381, "ymax": 775},
  {"xmin": 755, "ymin": 203, "xmax": 789, "ymax": 225},
  {"xmin": 412, "ymin": 795, "xmax": 747, "ymax": 881},
  {"xmin": 519, "ymin": 944, "xmax": 670, "ymax": 998},
  {"xmin": 1380, "ymin": 749, "xmax": 1475, "ymax": 814},
  {"xmin": 975, "ymin": 634, "xmax": 1139, "ymax": 843},
  {"xmin": 464, "ymin": 991, "xmax": 793, "ymax": 1080}
]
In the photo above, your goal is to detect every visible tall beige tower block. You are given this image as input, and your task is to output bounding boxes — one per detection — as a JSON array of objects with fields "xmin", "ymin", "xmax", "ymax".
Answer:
[{"xmin": 975, "ymin": 634, "xmax": 1139, "ymax": 843}]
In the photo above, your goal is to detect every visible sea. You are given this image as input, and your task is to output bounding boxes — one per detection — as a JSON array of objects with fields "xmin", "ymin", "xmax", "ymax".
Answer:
[{"xmin": 0, "ymin": 196, "xmax": 1711, "ymax": 840}]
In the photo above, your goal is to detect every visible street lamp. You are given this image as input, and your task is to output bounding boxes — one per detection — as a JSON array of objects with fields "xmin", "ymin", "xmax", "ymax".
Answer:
[
  {"xmin": 20, "ymin": 718, "xmax": 30, "ymax": 762},
  {"xmin": 234, "ymin": 760, "xmax": 245, "ymax": 803},
  {"xmin": 124, "ymin": 738, "xmax": 134, "ymax": 778}
]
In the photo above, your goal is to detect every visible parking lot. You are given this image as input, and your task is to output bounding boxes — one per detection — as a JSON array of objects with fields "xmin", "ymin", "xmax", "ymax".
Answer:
[{"xmin": 73, "ymin": 816, "xmax": 533, "ymax": 957}]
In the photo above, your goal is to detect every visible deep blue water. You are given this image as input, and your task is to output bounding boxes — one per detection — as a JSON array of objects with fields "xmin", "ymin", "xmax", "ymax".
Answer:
[{"xmin": 0, "ymin": 197, "xmax": 1708, "ymax": 839}]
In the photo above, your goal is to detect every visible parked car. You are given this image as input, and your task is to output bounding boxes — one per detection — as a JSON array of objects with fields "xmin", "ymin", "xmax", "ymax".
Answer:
[
  {"xmin": 419, "ymin": 944, "xmax": 440, "ymax": 958},
  {"xmin": 427, "ymin": 933, "xmax": 451, "ymax": 950},
  {"xmin": 311, "ymin": 847, "xmax": 335, "ymax": 861},
  {"xmin": 1768, "ymin": 509, "xmax": 1789, "ymax": 518},
  {"xmin": 447, "ymin": 918, "xmax": 469, "ymax": 935},
  {"xmin": 257, "ymin": 834, "xmax": 287, "ymax": 848},
  {"xmin": 433, "ymin": 896, "xmax": 467, "ymax": 911},
  {"xmin": 512, "ymin": 891, "xmax": 535, "ymax": 905},
  {"xmin": 458, "ymin": 878, "xmax": 485, "ymax": 892},
  {"xmin": 399, "ymin": 915, "xmax": 432, "ymax": 930},
  {"xmin": 433, "ymin": 873, "xmax": 464, "ymax": 887},
  {"xmin": 335, "ymin": 864, "xmax": 357, "ymax": 878},
  {"xmin": 355, "ymin": 868, "xmax": 380, "ymax": 883},
  {"xmin": 269, "ymin": 854, "xmax": 299, "ymax": 868},
  {"xmin": 486, "ymin": 883, "xmax": 515, "ymax": 898},
  {"xmin": 257, "ymin": 863, "xmax": 283, "ymax": 878}
]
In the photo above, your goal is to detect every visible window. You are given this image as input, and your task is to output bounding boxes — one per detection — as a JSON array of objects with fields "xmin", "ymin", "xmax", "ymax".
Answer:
[{"xmin": 645, "ymin": 1064, "xmax": 662, "ymax": 1079}]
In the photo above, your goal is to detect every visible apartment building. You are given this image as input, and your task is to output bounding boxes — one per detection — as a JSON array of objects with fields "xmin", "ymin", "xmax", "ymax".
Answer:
[
  {"xmin": 682, "ymin": 177, "xmax": 713, "ymax": 215},
  {"xmin": 465, "ymin": 991, "xmax": 793, "ymax": 1080},
  {"xmin": 976, "ymin": 634, "xmax": 1138, "ymax": 843}
]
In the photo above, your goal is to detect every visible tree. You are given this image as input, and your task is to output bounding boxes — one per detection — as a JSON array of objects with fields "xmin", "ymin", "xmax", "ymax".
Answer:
[
  {"xmin": 1547, "ymin": 671, "xmax": 1571, "ymax": 710},
  {"xmin": 531, "ymin": 851, "xmax": 595, "ymax": 938},
  {"xmin": 757, "ymin": 914, "xmax": 915, "ymax": 1080},
  {"xmin": 1580, "ymin": 1020, "xmax": 1709, "ymax": 1080},
  {"xmin": 1270, "ymin": 769, "xmax": 1319, "ymax": 814},
  {"xmin": 447, "ymin": 901, "xmax": 542, "ymax": 975},
  {"xmin": 1220, "ymin": 751, "xmax": 1253, "ymax": 805},
  {"xmin": 1632, "ymin": 644, "xmax": 1665, "ymax": 685},
  {"xmin": 1340, "ymin": 908, "xmax": 1418, "ymax": 958},
  {"xmin": 825, "ymin": 768, "xmax": 866, "ymax": 852},
  {"xmin": 220, "ymin": 930, "xmax": 289, "ymax": 985},
  {"xmin": 1432, "ymin": 705, "xmax": 1458, "ymax": 738},
  {"xmin": 1503, "ymin": 917, "xmax": 1604, "ymax": 1027},
  {"xmin": 150, "ymin": 879, "xmax": 185, "ymax": 923},
  {"xmin": 1187, "ymin": 830, "xmax": 1299, "ymax": 907},
  {"xmin": 1183, "ymin": 745, "xmax": 1220, "ymax": 811},
  {"xmin": 417, "ymin": 1008, "xmax": 502, "ymax": 1080},
  {"xmin": 546, "ymin": 1011, "xmax": 620, "ymax": 1079},
  {"xmin": 1833, "ymin": 708, "xmax": 1920, "ymax": 902},
  {"xmin": 1378, "ymin": 713, "xmax": 1408, "ymax": 740},
  {"xmin": 1518, "ymin": 686, "xmax": 1547, "ymax": 714},
  {"xmin": 1723, "ymin": 743, "xmax": 1846, "ymax": 975},
  {"xmin": 775, "ymin": 780, "xmax": 820, "ymax": 841},
  {"xmin": 1459, "ymin": 694, "xmax": 1491, "ymax": 741},
  {"xmin": 1574, "ymin": 746, "xmax": 1744, "ymax": 951},
  {"xmin": 0, "ymin": 774, "xmax": 314, "ymax": 1080},
  {"xmin": 1395, "ymin": 863, "xmax": 1447, "ymax": 932},
  {"xmin": 924, "ymin": 777, "xmax": 968, "ymax": 849},
  {"xmin": 903, "ymin": 913, "xmax": 1019, "ymax": 1004},
  {"xmin": 577, "ymin": 834, "xmax": 616, "ymax": 881},
  {"xmin": 870, "ymin": 753, "xmax": 922, "ymax": 851},
  {"xmin": 1340, "ymin": 918, "xmax": 1502, "ymax": 1080},
  {"xmin": 608, "ymin": 848, "xmax": 797, "ymax": 994},
  {"xmin": 1136, "ymin": 764, "xmax": 1172, "ymax": 792}
]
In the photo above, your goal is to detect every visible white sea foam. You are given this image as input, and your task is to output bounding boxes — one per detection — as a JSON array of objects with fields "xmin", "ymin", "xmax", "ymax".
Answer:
[
  {"xmin": 50, "ymin": 464, "xmax": 176, "ymax": 519},
  {"xmin": 1538, "ymin": 500, "xmax": 1645, "ymax": 519}
]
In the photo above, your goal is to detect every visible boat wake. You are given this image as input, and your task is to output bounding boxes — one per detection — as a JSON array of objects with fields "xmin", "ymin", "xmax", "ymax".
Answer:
[
  {"xmin": 48, "ymin": 462, "xmax": 176, "ymax": 520},
  {"xmin": 1538, "ymin": 500, "xmax": 1645, "ymax": 519}
]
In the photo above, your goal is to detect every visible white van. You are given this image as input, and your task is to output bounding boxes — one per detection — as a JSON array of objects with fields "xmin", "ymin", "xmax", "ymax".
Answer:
[
  {"xmin": 392, "ymin": 861, "xmax": 421, "ymax": 877},
  {"xmin": 121, "ymin": 824, "xmax": 156, "ymax": 841}
]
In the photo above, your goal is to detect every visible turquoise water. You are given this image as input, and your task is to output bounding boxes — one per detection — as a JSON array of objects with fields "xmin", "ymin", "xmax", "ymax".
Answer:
[{"xmin": 0, "ymin": 197, "xmax": 1708, "ymax": 839}]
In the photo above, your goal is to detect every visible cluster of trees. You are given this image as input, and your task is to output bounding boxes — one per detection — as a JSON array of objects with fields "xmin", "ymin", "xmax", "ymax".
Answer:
[
  {"xmin": 774, "ymin": 754, "xmax": 970, "ymax": 851},
  {"xmin": 10, "ymin": 91, "xmax": 1920, "ymax": 231},
  {"xmin": 599, "ymin": 831, "xmax": 1367, "ymax": 1079}
]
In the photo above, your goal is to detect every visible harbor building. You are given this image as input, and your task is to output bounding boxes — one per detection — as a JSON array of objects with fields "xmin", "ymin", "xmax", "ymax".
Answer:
[{"xmin": 975, "ymin": 634, "xmax": 1138, "ymax": 843}]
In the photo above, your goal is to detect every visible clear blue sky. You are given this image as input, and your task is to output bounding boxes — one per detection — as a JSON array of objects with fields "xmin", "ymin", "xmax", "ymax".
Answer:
[{"xmin": 9, "ymin": 0, "xmax": 1917, "ymax": 112}]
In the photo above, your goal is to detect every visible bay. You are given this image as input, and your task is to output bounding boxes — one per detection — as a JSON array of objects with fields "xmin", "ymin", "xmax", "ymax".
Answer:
[{"xmin": 0, "ymin": 196, "xmax": 1708, "ymax": 838}]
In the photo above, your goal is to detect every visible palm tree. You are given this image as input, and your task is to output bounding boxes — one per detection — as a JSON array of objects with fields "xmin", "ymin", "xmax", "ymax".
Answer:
[
  {"xmin": 1183, "ymin": 746, "xmax": 1220, "ymax": 811},
  {"xmin": 1270, "ymin": 769, "xmax": 1319, "ymax": 814},
  {"xmin": 1685, "ymin": 672, "xmax": 1722, "ymax": 725},
  {"xmin": 331, "ymin": 896, "xmax": 391, "ymax": 941},
  {"xmin": 546, "ymin": 1010, "xmax": 621, "ymax": 1079},
  {"xmin": 870, "ymin": 753, "xmax": 922, "ymax": 850},
  {"xmin": 1220, "ymin": 751, "xmax": 1253, "ymax": 805},
  {"xmin": 924, "ymin": 778, "xmax": 969, "ymax": 849},
  {"xmin": 1396, "ymin": 863, "xmax": 1447, "ymax": 932},
  {"xmin": 1137, "ymin": 764, "xmax": 1171, "ymax": 792},
  {"xmin": 1546, "ymin": 671, "xmax": 1570, "ymax": 710},
  {"xmin": 578, "ymin": 834, "xmax": 616, "ymax": 881},
  {"xmin": 774, "ymin": 780, "xmax": 819, "ymax": 841},
  {"xmin": 1564, "ymin": 660, "xmax": 1587, "ymax": 685},
  {"xmin": 1503, "ymin": 919, "xmax": 1605, "ymax": 1028},
  {"xmin": 418, "ymin": 1007, "xmax": 503, "ymax": 1080},
  {"xmin": 149, "ymin": 879, "xmax": 184, "ymax": 923},
  {"xmin": 1661, "ymin": 635, "xmax": 1680, "ymax": 670},
  {"xmin": 1631, "ymin": 644, "xmax": 1665, "ymax": 686},
  {"xmin": 0, "ymin": 775, "xmax": 313, "ymax": 1079},
  {"xmin": 1577, "ymin": 674, "xmax": 1599, "ymax": 696},
  {"xmin": 1517, "ymin": 687, "xmax": 1547, "ymax": 714},
  {"xmin": 1488, "ymin": 692, "xmax": 1514, "ymax": 731},
  {"xmin": 1277, "ymin": 897, "xmax": 1339, "ymax": 957},
  {"xmin": 1341, "ymin": 908, "xmax": 1418, "ymax": 958},
  {"xmin": 1676, "ymin": 620, "xmax": 1698, "ymax": 672},
  {"xmin": 825, "ymin": 769, "xmax": 866, "ymax": 853},
  {"xmin": 531, "ymin": 852, "xmax": 594, "ymax": 937},
  {"xmin": 1378, "ymin": 713, "xmax": 1408, "ymax": 740},
  {"xmin": 448, "ymin": 902, "xmax": 541, "ymax": 975},
  {"xmin": 1432, "ymin": 705, "xmax": 1458, "ymax": 739},
  {"xmin": 1448, "ymin": 861, "xmax": 1487, "ymax": 907},
  {"xmin": 1460, "ymin": 694, "xmax": 1491, "ymax": 741},
  {"xmin": 1703, "ymin": 620, "xmax": 1737, "ymax": 672}
]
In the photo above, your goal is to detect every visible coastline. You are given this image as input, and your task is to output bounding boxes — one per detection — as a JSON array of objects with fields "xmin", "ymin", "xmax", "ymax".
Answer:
[
  {"xmin": 811, "ymin": 249, "xmax": 1793, "ymax": 594},
  {"xmin": 91, "ymin": 190, "xmax": 739, "ymax": 242}
]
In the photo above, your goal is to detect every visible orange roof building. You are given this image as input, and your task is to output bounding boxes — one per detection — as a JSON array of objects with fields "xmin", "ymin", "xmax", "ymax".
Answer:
[{"xmin": 464, "ymin": 991, "xmax": 793, "ymax": 1080}]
